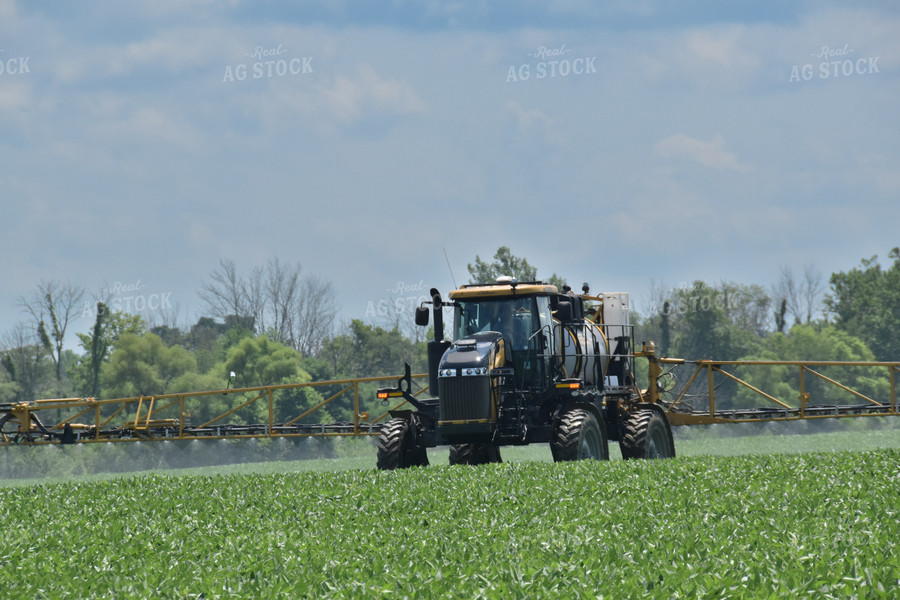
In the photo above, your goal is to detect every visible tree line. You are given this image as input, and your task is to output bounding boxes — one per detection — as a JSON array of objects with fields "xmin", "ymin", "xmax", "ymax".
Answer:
[{"xmin": 1, "ymin": 247, "xmax": 898, "ymax": 420}]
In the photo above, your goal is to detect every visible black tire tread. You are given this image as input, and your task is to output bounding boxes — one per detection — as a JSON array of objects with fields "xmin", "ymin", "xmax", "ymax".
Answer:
[
  {"xmin": 377, "ymin": 417, "xmax": 429, "ymax": 470},
  {"xmin": 449, "ymin": 443, "xmax": 502, "ymax": 466},
  {"xmin": 376, "ymin": 418, "xmax": 408, "ymax": 470},
  {"xmin": 620, "ymin": 409, "xmax": 674, "ymax": 459},
  {"xmin": 551, "ymin": 408, "xmax": 608, "ymax": 461}
]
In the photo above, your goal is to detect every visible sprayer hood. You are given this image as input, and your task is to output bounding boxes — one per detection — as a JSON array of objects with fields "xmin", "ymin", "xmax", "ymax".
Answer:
[{"xmin": 439, "ymin": 331, "xmax": 507, "ymax": 373}]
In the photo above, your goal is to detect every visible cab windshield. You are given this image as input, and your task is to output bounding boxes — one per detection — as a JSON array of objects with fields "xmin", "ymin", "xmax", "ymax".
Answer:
[{"xmin": 454, "ymin": 298, "xmax": 536, "ymax": 350}]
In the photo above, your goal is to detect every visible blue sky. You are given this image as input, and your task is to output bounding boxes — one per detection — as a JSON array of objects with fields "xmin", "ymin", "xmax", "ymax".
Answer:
[{"xmin": 1, "ymin": 0, "xmax": 898, "ymax": 342}]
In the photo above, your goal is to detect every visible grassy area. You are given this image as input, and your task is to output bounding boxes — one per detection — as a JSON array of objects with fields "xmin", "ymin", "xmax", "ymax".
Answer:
[{"xmin": 1, "ymin": 448, "xmax": 897, "ymax": 598}]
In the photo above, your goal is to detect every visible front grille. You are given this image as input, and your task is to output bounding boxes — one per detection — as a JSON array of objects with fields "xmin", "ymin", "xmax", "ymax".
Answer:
[{"xmin": 439, "ymin": 376, "xmax": 491, "ymax": 421}]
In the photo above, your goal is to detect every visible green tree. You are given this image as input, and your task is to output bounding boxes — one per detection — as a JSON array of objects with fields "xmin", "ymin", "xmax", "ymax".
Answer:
[
  {"xmin": 316, "ymin": 320, "xmax": 427, "ymax": 419},
  {"xmin": 174, "ymin": 315, "xmax": 254, "ymax": 374},
  {"xmin": 774, "ymin": 298, "xmax": 788, "ymax": 334},
  {"xmin": 667, "ymin": 281, "xmax": 764, "ymax": 361},
  {"xmin": 1, "ymin": 324, "xmax": 54, "ymax": 402},
  {"xmin": 73, "ymin": 304, "xmax": 145, "ymax": 398},
  {"xmin": 223, "ymin": 335, "xmax": 324, "ymax": 424},
  {"xmin": 734, "ymin": 324, "xmax": 887, "ymax": 408},
  {"xmin": 0, "ymin": 358, "xmax": 19, "ymax": 402},
  {"xmin": 467, "ymin": 246, "xmax": 565, "ymax": 287},
  {"xmin": 826, "ymin": 247, "xmax": 900, "ymax": 361},
  {"xmin": 226, "ymin": 335, "xmax": 307, "ymax": 388},
  {"xmin": 350, "ymin": 320, "xmax": 426, "ymax": 378},
  {"xmin": 660, "ymin": 300, "xmax": 672, "ymax": 356},
  {"xmin": 317, "ymin": 333, "xmax": 355, "ymax": 380},
  {"xmin": 100, "ymin": 333, "xmax": 196, "ymax": 398}
]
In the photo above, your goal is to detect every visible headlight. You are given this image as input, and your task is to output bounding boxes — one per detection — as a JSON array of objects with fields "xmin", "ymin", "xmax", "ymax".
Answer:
[{"xmin": 461, "ymin": 367, "xmax": 488, "ymax": 376}]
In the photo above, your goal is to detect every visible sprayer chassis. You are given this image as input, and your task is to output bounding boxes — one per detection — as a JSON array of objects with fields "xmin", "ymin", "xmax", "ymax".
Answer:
[
  {"xmin": 375, "ymin": 281, "xmax": 678, "ymax": 467},
  {"xmin": 379, "ymin": 363, "xmax": 648, "ymax": 444}
]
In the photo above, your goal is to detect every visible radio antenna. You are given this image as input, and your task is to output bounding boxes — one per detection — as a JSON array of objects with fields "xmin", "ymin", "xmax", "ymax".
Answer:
[{"xmin": 443, "ymin": 247, "xmax": 458, "ymax": 289}]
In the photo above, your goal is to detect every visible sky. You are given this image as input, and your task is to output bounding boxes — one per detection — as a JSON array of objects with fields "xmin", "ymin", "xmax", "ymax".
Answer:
[{"xmin": 1, "ymin": 0, "xmax": 898, "ymax": 344}]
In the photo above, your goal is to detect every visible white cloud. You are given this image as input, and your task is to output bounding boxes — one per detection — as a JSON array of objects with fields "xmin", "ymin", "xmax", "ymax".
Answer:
[
  {"xmin": 686, "ymin": 27, "xmax": 757, "ymax": 70},
  {"xmin": 506, "ymin": 100, "xmax": 552, "ymax": 131},
  {"xmin": 319, "ymin": 64, "xmax": 426, "ymax": 124},
  {"xmin": 636, "ymin": 25, "xmax": 762, "ymax": 91},
  {"xmin": 654, "ymin": 133, "xmax": 751, "ymax": 172},
  {"xmin": 189, "ymin": 222, "xmax": 217, "ymax": 246},
  {"xmin": 135, "ymin": 0, "xmax": 241, "ymax": 17},
  {"xmin": 112, "ymin": 32, "xmax": 213, "ymax": 74},
  {"xmin": 504, "ymin": 100, "xmax": 564, "ymax": 147},
  {"xmin": 0, "ymin": 80, "xmax": 31, "ymax": 111},
  {"xmin": 0, "ymin": 0, "xmax": 15, "ymax": 21},
  {"xmin": 122, "ymin": 107, "xmax": 201, "ymax": 147},
  {"xmin": 52, "ymin": 26, "xmax": 233, "ymax": 83}
]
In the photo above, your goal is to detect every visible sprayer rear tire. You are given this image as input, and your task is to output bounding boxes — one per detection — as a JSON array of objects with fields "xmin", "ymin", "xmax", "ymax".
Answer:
[
  {"xmin": 376, "ymin": 417, "xmax": 429, "ymax": 470},
  {"xmin": 620, "ymin": 409, "xmax": 675, "ymax": 459},
  {"xmin": 551, "ymin": 408, "xmax": 609, "ymax": 461},
  {"xmin": 449, "ymin": 443, "xmax": 502, "ymax": 466}
]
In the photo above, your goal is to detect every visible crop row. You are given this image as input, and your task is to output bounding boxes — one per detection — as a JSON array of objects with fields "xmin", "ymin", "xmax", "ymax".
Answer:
[{"xmin": 1, "ymin": 448, "xmax": 898, "ymax": 598}]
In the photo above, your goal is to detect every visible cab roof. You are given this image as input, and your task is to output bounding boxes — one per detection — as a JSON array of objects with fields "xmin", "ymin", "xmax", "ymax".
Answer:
[{"xmin": 448, "ymin": 281, "xmax": 558, "ymax": 299}]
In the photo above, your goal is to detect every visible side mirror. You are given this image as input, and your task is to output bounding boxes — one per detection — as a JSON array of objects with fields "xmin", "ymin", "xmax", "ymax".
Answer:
[
  {"xmin": 415, "ymin": 305, "xmax": 430, "ymax": 326},
  {"xmin": 557, "ymin": 299, "xmax": 574, "ymax": 323}
]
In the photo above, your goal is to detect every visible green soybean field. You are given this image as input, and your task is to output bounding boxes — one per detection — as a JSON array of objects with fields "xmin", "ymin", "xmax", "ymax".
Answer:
[{"xmin": 1, "ymin": 427, "xmax": 898, "ymax": 599}]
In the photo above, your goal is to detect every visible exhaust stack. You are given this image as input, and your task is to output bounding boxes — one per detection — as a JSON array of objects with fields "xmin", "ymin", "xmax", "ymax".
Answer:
[{"xmin": 418, "ymin": 288, "xmax": 451, "ymax": 396}]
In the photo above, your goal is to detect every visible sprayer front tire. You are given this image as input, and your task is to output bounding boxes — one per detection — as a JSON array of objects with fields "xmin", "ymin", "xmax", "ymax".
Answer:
[
  {"xmin": 620, "ymin": 409, "xmax": 675, "ymax": 459},
  {"xmin": 551, "ymin": 408, "xmax": 609, "ymax": 462},
  {"xmin": 376, "ymin": 417, "xmax": 428, "ymax": 470},
  {"xmin": 449, "ymin": 443, "xmax": 502, "ymax": 466}
]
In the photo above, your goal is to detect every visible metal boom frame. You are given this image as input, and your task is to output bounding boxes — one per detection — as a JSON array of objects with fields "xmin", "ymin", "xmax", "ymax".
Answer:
[{"xmin": 2, "ymin": 356, "xmax": 898, "ymax": 446}]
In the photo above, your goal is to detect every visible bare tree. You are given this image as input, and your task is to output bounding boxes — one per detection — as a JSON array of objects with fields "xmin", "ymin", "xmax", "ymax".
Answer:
[
  {"xmin": 772, "ymin": 265, "xmax": 823, "ymax": 326},
  {"xmin": 264, "ymin": 257, "xmax": 301, "ymax": 345},
  {"xmin": 368, "ymin": 292, "xmax": 431, "ymax": 344},
  {"xmin": 199, "ymin": 257, "xmax": 337, "ymax": 355},
  {"xmin": 295, "ymin": 274, "xmax": 337, "ymax": 356},
  {"xmin": 772, "ymin": 266, "xmax": 802, "ymax": 326},
  {"xmin": 801, "ymin": 264, "xmax": 824, "ymax": 323},
  {"xmin": 17, "ymin": 280, "xmax": 84, "ymax": 394},
  {"xmin": 245, "ymin": 263, "xmax": 266, "ymax": 335},
  {"xmin": 198, "ymin": 259, "xmax": 249, "ymax": 322},
  {"xmin": 144, "ymin": 301, "xmax": 185, "ymax": 331},
  {"xmin": 641, "ymin": 278, "xmax": 670, "ymax": 317}
]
